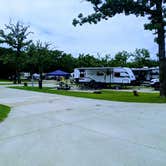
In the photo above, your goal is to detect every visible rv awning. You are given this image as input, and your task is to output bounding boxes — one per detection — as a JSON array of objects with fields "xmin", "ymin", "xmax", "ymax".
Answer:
[{"xmin": 46, "ymin": 70, "xmax": 70, "ymax": 76}]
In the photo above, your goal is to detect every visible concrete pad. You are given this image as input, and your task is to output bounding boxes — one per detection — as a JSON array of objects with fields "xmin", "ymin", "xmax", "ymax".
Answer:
[
  {"xmin": 0, "ymin": 86, "xmax": 166, "ymax": 166},
  {"xmin": 0, "ymin": 125, "xmax": 166, "ymax": 166},
  {"xmin": 0, "ymin": 113, "xmax": 64, "ymax": 140},
  {"xmin": 75, "ymin": 113, "xmax": 166, "ymax": 152},
  {"xmin": 42, "ymin": 108, "xmax": 99, "ymax": 123}
]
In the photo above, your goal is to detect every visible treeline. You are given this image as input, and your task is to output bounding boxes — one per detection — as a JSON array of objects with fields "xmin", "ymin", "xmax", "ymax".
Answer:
[
  {"xmin": 0, "ymin": 47, "xmax": 159, "ymax": 78},
  {"xmin": 75, "ymin": 49, "xmax": 158, "ymax": 68},
  {"xmin": 0, "ymin": 21, "xmax": 158, "ymax": 88}
]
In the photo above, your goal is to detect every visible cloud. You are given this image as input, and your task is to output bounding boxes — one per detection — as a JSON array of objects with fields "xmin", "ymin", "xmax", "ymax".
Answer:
[{"xmin": 0, "ymin": 0, "xmax": 157, "ymax": 58}]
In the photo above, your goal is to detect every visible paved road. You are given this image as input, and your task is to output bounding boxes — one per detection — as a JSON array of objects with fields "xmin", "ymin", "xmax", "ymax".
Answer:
[{"xmin": 0, "ymin": 86, "xmax": 166, "ymax": 166}]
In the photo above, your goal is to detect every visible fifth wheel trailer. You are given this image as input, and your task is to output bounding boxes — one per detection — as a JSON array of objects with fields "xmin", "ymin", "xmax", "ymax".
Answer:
[{"xmin": 74, "ymin": 67, "xmax": 136, "ymax": 87}]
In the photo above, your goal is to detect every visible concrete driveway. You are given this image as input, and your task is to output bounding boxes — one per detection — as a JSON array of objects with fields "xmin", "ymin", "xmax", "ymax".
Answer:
[{"xmin": 0, "ymin": 86, "xmax": 166, "ymax": 166}]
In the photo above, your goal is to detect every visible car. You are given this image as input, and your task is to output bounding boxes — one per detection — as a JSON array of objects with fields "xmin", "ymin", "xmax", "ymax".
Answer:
[
  {"xmin": 32, "ymin": 73, "xmax": 40, "ymax": 80},
  {"xmin": 150, "ymin": 78, "xmax": 159, "ymax": 86},
  {"xmin": 150, "ymin": 78, "xmax": 160, "ymax": 90}
]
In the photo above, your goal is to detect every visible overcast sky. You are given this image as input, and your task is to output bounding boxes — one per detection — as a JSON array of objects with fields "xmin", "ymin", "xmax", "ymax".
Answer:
[{"xmin": 0, "ymin": 0, "xmax": 158, "ymax": 58}]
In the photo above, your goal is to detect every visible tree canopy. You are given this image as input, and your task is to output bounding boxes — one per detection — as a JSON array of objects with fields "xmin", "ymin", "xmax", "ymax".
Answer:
[
  {"xmin": 26, "ymin": 41, "xmax": 53, "ymax": 88},
  {"xmin": 0, "ymin": 21, "xmax": 32, "ymax": 83},
  {"xmin": 73, "ymin": 0, "xmax": 166, "ymax": 32}
]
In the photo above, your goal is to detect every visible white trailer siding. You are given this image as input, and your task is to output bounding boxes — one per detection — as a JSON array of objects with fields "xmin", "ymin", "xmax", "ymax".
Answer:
[
  {"xmin": 85, "ymin": 69, "xmax": 112, "ymax": 83},
  {"xmin": 112, "ymin": 68, "xmax": 130, "ymax": 84},
  {"xmin": 74, "ymin": 67, "xmax": 135, "ymax": 85}
]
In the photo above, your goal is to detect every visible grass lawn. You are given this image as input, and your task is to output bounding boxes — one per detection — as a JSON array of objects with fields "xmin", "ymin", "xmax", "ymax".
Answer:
[
  {"xmin": 0, "ymin": 104, "xmax": 11, "ymax": 122},
  {"xmin": 0, "ymin": 79, "xmax": 12, "ymax": 85},
  {"xmin": 0, "ymin": 79, "xmax": 11, "ymax": 82},
  {"xmin": 0, "ymin": 83, "xmax": 13, "ymax": 85},
  {"xmin": 10, "ymin": 86, "xmax": 166, "ymax": 103}
]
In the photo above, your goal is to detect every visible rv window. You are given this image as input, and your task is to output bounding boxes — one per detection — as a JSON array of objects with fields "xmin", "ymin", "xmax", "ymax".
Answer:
[
  {"xmin": 80, "ymin": 73, "xmax": 84, "ymax": 77},
  {"xmin": 120, "ymin": 72, "xmax": 129, "ymax": 77},
  {"xmin": 114, "ymin": 72, "xmax": 120, "ymax": 77},
  {"xmin": 97, "ymin": 71, "xmax": 104, "ymax": 76},
  {"xmin": 80, "ymin": 69, "xmax": 85, "ymax": 77},
  {"xmin": 114, "ymin": 72, "xmax": 129, "ymax": 78}
]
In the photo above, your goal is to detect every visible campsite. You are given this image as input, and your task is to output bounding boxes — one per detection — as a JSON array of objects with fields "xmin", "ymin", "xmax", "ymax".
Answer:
[{"xmin": 1, "ymin": 1, "xmax": 166, "ymax": 166}]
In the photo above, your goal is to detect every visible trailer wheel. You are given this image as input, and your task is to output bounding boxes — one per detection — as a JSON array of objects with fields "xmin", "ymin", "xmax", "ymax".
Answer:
[{"xmin": 89, "ymin": 80, "xmax": 96, "ymax": 88}]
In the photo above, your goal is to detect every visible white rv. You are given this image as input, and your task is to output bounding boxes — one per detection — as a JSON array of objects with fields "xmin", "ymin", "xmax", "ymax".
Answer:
[
  {"xmin": 74, "ymin": 67, "xmax": 136, "ymax": 86},
  {"xmin": 132, "ymin": 67, "xmax": 159, "ymax": 83}
]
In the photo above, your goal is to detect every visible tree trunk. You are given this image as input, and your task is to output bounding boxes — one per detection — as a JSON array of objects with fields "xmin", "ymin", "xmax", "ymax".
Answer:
[
  {"xmin": 14, "ymin": 66, "xmax": 19, "ymax": 84},
  {"xmin": 38, "ymin": 79, "xmax": 42, "ymax": 89},
  {"xmin": 15, "ymin": 51, "xmax": 21, "ymax": 84},
  {"xmin": 38, "ymin": 70, "xmax": 43, "ymax": 89},
  {"xmin": 156, "ymin": 1, "xmax": 166, "ymax": 98},
  {"xmin": 13, "ymin": 73, "xmax": 17, "ymax": 84},
  {"xmin": 17, "ymin": 72, "xmax": 21, "ymax": 84},
  {"xmin": 30, "ymin": 69, "xmax": 34, "ymax": 87},
  {"xmin": 158, "ymin": 24, "xmax": 166, "ymax": 98}
]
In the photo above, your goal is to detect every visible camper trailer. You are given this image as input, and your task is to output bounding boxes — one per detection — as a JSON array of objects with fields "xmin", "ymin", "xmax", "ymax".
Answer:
[
  {"xmin": 132, "ymin": 67, "xmax": 159, "ymax": 84},
  {"xmin": 74, "ymin": 67, "xmax": 136, "ymax": 87}
]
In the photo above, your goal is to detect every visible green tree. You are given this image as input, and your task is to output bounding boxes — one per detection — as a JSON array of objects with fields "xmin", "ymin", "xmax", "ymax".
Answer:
[
  {"xmin": 131, "ymin": 48, "xmax": 151, "ymax": 67},
  {"xmin": 0, "ymin": 47, "xmax": 15, "ymax": 79},
  {"xmin": 77, "ymin": 53, "xmax": 100, "ymax": 67},
  {"xmin": 73, "ymin": 0, "xmax": 166, "ymax": 97},
  {"xmin": 57, "ymin": 53, "xmax": 77, "ymax": 72},
  {"xmin": 27, "ymin": 41, "xmax": 52, "ymax": 89},
  {"xmin": 0, "ymin": 21, "xmax": 32, "ymax": 84},
  {"xmin": 114, "ymin": 51, "xmax": 130, "ymax": 67},
  {"xmin": 98, "ymin": 54, "xmax": 113, "ymax": 67}
]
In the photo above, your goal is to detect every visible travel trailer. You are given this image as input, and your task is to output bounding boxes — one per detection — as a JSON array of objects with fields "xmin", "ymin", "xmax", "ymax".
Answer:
[
  {"xmin": 74, "ymin": 67, "xmax": 136, "ymax": 87},
  {"xmin": 132, "ymin": 67, "xmax": 159, "ymax": 84}
]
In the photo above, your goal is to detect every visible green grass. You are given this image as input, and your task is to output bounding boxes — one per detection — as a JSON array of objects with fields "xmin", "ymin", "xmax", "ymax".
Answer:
[
  {"xmin": 0, "ymin": 79, "xmax": 11, "ymax": 82},
  {"xmin": 0, "ymin": 83, "xmax": 13, "ymax": 85},
  {"xmin": 10, "ymin": 86, "xmax": 166, "ymax": 103},
  {"xmin": 0, "ymin": 104, "xmax": 11, "ymax": 122},
  {"xmin": 0, "ymin": 79, "xmax": 12, "ymax": 85}
]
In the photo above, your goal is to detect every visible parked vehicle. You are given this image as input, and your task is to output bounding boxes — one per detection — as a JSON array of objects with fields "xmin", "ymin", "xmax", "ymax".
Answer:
[
  {"xmin": 20, "ymin": 72, "xmax": 30, "ymax": 80},
  {"xmin": 32, "ymin": 73, "xmax": 40, "ymax": 80},
  {"xmin": 132, "ymin": 67, "xmax": 159, "ymax": 85},
  {"xmin": 150, "ymin": 78, "xmax": 160, "ymax": 90},
  {"xmin": 73, "ymin": 67, "xmax": 136, "ymax": 88}
]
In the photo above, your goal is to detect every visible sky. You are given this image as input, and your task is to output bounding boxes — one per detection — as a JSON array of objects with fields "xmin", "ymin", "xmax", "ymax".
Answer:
[{"xmin": 0, "ymin": 0, "xmax": 158, "ymax": 58}]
